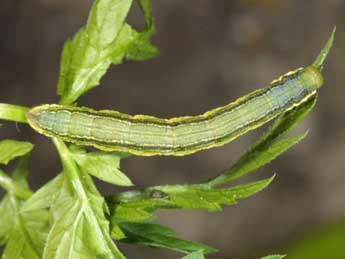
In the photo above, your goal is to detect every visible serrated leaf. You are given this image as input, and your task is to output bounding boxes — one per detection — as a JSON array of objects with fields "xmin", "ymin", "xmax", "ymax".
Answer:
[
  {"xmin": 47, "ymin": 138, "xmax": 126, "ymax": 259},
  {"xmin": 12, "ymin": 155, "xmax": 31, "ymax": 188},
  {"xmin": 0, "ymin": 155, "xmax": 32, "ymax": 200},
  {"xmin": 119, "ymin": 222, "xmax": 215, "ymax": 254},
  {"xmin": 110, "ymin": 223, "xmax": 126, "ymax": 240},
  {"xmin": 71, "ymin": 150, "xmax": 133, "ymax": 186},
  {"xmin": 126, "ymin": 35, "xmax": 159, "ymax": 61},
  {"xmin": 0, "ymin": 195, "xmax": 14, "ymax": 245},
  {"xmin": 113, "ymin": 205, "xmax": 153, "ymax": 222},
  {"xmin": 0, "ymin": 140, "xmax": 33, "ymax": 165},
  {"xmin": 43, "ymin": 173, "xmax": 125, "ymax": 259},
  {"xmin": 1, "ymin": 198, "xmax": 42, "ymax": 259},
  {"xmin": 158, "ymin": 176, "xmax": 274, "ymax": 211},
  {"xmin": 57, "ymin": 0, "xmax": 158, "ymax": 105},
  {"xmin": 109, "ymin": 23, "xmax": 140, "ymax": 64},
  {"xmin": 108, "ymin": 191, "xmax": 173, "ymax": 223},
  {"xmin": 86, "ymin": 0, "xmax": 134, "ymax": 49},
  {"xmin": 20, "ymin": 208, "xmax": 50, "ymax": 256},
  {"xmin": 126, "ymin": 0, "xmax": 158, "ymax": 60},
  {"xmin": 0, "ymin": 170, "xmax": 32, "ymax": 199},
  {"xmin": 0, "ymin": 158, "xmax": 47, "ymax": 259},
  {"xmin": 58, "ymin": 0, "xmax": 133, "ymax": 105},
  {"xmin": 109, "ymin": 176, "xmax": 274, "ymax": 215},
  {"xmin": 21, "ymin": 175, "xmax": 63, "ymax": 213},
  {"xmin": 182, "ymin": 251, "xmax": 205, "ymax": 259},
  {"xmin": 260, "ymin": 255, "xmax": 286, "ymax": 259},
  {"xmin": 1, "ymin": 202, "xmax": 49, "ymax": 259}
]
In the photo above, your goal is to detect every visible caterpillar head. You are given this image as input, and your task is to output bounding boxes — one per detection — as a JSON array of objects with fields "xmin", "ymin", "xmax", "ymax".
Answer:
[{"xmin": 300, "ymin": 66, "xmax": 324, "ymax": 90}]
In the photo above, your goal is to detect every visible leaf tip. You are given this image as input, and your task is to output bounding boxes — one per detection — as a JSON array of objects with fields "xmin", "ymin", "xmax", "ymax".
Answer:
[{"xmin": 312, "ymin": 27, "xmax": 336, "ymax": 70}]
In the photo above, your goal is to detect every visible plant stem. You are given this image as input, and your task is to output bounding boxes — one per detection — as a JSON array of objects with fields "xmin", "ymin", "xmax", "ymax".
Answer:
[
  {"xmin": 0, "ymin": 103, "xmax": 29, "ymax": 123},
  {"xmin": 52, "ymin": 138, "xmax": 88, "ymax": 200}
]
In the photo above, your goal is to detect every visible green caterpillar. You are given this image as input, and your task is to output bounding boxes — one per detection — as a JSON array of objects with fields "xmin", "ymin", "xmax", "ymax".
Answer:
[{"xmin": 26, "ymin": 30, "xmax": 334, "ymax": 156}]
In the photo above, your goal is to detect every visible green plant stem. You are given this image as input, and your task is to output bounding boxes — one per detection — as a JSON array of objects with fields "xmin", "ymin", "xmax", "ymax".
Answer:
[
  {"xmin": 52, "ymin": 138, "xmax": 88, "ymax": 199},
  {"xmin": 0, "ymin": 103, "xmax": 30, "ymax": 123}
]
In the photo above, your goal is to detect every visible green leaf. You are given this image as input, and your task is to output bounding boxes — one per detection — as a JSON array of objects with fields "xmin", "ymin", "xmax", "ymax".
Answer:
[
  {"xmin": 19, "ymin": 176, "xmax": 64, "ymax": 255},
  {"xmin": 110, "ymin": 223, "xmax": 127, "ymax": 241},
  {"xmin": 21, "ymin": 175, "xmax": 63, "ymax": 213},
  {"xmin": 0, "ymin": 170, "xmax": 32, "ymax": 199},
  {"xmin": 109, "ymin": 23, "xmax": 140, "ymax": 64},
  {"xmin": 58, "ymin": 0, "xmax": 133, "ymax": 105},
  {"xmin": 158, "ymin": 176, "xmax": 274, "ymax": 211},
  {"xmin": 260, "ymin": 255, "xmax": 286, "ymax": 259},
  {"xmin": 12, "ymin": 155, "xmax": 31, "ymax": 188},
  {"xmin": 46, "ymin": 138, "xmax": 125, "ymax": 259},
  {"xmin": 126, "ymin": 35, "xmax": 159, "ymax": 61},
  {"xmin": 0, "ymin": 197, "xmax": 42, "ymax": 259},
  {"xmin": 137, "ymin": 0, "xmax": 153, "ymax": 27},
  {"xmin": 0, "ymin": 158, "xmax": 46, "ymax": 259},
  {"xmin": 111, "ymin": 0, "xmax": 159, "ymax": 62},
  {"xmin": 126, "ymin": 0, "xmax": 159, "ymax": 60},
  {"xmin": 0, "ymin": 195, "xmax": 14, "ymax": 245},
  {"xmin": 71, "ymin": 150, "xmax": 133, "ymax": 186},
  {"xmin": 42, "ymin": 173, "xmax": 125, "ymax": 259},
  {"xmin": 119, "ymin": 222, "xmax": 215, "ymax": 255},
  {"xmin": 86, "ymin": 0, "xmax": 134, "ymax": 49},
  {"xmin": 0, "ymin": 140, "xmax": 33, "ymax": 165},
  {"xmin": 113, "ymin": 205, "xmax": 154, "ymax": 222},
  {"xmin": 0, "ymin": 157, "xmax": 34, "ymax": 244},
  {"xmin": 57, "ymin": 0, "xmax": 158, "ymax": 105},
  {"xmin": 312, "ymin": 27, "xmax": 336, "ymax": 70},
  {"xmin": 19, "ymin": 208, "xmax": 50, "ymax": 257},
  {"xmin": 182, "ymin": 251, "xmax": 205, "ymax": 259},
  {"xmin": 125, "ymin": 33, "xmax": 159, "ymax": 61},
  {"xmin": 109, "ymin": 189, "xmax": 173, "ymax": 223},
  {"xmin": 0, "ymin": 156, "xmax": 33, "ymax": 201},
  {"xmin": 109, "ymin": 176, "xmax": 274, "ymax": 213},
  {"xmin": 207, "ymin": 95, "xmax": 316, "ymax": 187}
]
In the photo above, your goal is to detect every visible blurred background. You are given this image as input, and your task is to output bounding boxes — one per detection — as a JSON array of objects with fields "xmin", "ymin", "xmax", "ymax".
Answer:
[{"xmin": 1, "ymin": 0, "xmax": 345, "ymax": 258}]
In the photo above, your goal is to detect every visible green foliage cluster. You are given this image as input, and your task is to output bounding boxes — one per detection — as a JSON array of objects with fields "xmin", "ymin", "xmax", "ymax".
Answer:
[{"xmin": 0, "ymin": 0, "xmax": 333, "ymax": 258}]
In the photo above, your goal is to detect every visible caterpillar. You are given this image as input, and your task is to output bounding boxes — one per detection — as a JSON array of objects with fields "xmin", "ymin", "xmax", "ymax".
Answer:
[
  {"xmin": 26, "ymin": 30, "xmax": 334, "ymax": 156},
  {"xmin": 26, "ymin": 66, "xmax": 322, "ymax": 156}
]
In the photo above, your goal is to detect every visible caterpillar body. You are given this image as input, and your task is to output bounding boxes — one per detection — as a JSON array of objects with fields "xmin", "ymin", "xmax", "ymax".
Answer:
[{"xmin": 27, "ymin": 66, "xmax": 324, "ymax": 156}]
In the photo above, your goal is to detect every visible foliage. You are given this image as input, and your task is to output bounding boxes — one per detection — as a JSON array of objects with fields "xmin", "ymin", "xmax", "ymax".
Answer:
[{"xmin": 0, "ymin": 0, "xmax": 334, "ymax": 258}]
